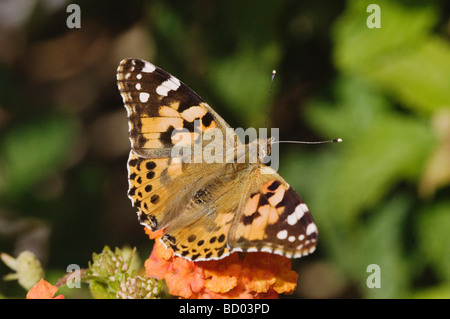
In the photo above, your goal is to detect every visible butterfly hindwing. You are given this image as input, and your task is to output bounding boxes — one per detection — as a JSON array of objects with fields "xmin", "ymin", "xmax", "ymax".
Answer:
[{"xmin": 228, "ymin": 167, "xmax": 318, "ymax": 258}]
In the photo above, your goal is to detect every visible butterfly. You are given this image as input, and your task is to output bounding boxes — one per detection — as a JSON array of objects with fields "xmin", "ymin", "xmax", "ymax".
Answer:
[{"xmin": 117, "ymin": 59, "xmax": 318, "ymax": 261}]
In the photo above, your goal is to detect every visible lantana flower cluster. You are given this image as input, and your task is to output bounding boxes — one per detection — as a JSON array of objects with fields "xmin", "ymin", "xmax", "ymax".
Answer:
[
  {"xmin": 3, "ymin": 233, "xmax": 300, "ymax": 299},
  {"xmin": 144, "ymin": 229, "xmax": 298, "ymax": 299}
]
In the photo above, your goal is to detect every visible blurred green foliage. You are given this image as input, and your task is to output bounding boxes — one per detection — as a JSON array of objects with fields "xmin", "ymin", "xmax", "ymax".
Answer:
[
  {"xmin": 0, "ymin": 0, "xmax": 449, "ymax": 298},
  {"xmin": 0, "ymin": 114, "xmax": 78, "ymax": 198}
]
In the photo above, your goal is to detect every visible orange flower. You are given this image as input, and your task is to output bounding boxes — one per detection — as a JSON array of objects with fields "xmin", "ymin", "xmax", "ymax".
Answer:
[
  {"xmin": 144, "ymin": 229, "xmax": 298, "ymax": 299},
  {"xmin": 26, "ymin": 279, "xmax": 65, "ymax": 299}
]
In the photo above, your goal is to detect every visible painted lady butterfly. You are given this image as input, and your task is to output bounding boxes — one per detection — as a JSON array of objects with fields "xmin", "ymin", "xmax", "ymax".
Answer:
[{"xmin": 117, "ymin": 59, "xmax": 318, "ymax": 261}]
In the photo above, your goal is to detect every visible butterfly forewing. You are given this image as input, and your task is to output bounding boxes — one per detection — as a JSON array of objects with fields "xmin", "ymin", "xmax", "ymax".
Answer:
[{"xmin": 117, "ymin": 59, "xmax": 237, "ymax": 159}]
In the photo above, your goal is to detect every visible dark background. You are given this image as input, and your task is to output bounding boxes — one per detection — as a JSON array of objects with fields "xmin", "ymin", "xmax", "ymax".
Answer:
[{"xmin": 0, "ymin": 0, "xmax": 449, "ymax": 298}]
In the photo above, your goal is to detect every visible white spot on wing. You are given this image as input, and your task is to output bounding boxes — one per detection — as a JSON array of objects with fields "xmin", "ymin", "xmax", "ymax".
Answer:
[
  {"xmin": 306, "ymin": 223, "xmax": 318, "ymax": 236},
  {"xmin": 156, "ymin": 76, "xmax": 181, "ymax": 96},
  {"xmin": 142, "ymin": 61, "xmax": 156, "ymax": 73},
  {"xmin": 276, "ymin": 229, "xmax": 288, "ymax": 240},
  {"xmin": 287, "ymin": 203, "xmax": 308, "ymax": 225},
  {"xmin": 298, "ymin": 203, "xmax": 308, "ymax": 217},
  {"xmin": 139, "ymin": 92, "xmax": 150, "ymax": 103},
  {"xmin": 287, "ymin": 213, "xmax": 297, "ymax": 225}
]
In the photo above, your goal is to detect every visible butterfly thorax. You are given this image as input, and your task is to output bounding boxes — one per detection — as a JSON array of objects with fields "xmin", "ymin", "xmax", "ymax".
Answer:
[{"xmin": 230, "ymin": 137, "xmax": 273, "ymax": 171}]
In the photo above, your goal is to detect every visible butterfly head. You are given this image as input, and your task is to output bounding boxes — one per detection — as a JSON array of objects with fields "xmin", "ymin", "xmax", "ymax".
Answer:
[
  {"xmin": 244, "ymin": 137, "xmax": 275, "ymax": 164},
  {"xmin": 258, "ymin": 136, "xmax": 275, "ymax": 159}
]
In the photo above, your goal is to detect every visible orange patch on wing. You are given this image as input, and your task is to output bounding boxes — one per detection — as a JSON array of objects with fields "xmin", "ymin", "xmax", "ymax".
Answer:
[
  {"xmin": 266, "ymin": 186, "xmax": 285, "ymax": 207},
  {"xmin": 141, "ymin": 118, "xmax": 184, "ymax": 132},
  {"xmin": 180, "ymin": 106, "xmax": 207, "ymax": 122},
  {"xmin": 248, "ymin": 222, "xmax": 267, "ymax": 241},
  {"xmin": 171, "ymin": 131, "xmax": 199, "ymax": 145},
  {"xmin": 267, "ymin": 206, "xmax": 279, "ymax": 225},
  {"xmin": 140, "ymin": 132, "xmax": 162, "ymax": 140},
  {"xmin": 243, "ymin": 194, "xmax": 260, "ymax": 216},
  {"xmin": 142, "ymin": 136, "xmax": 164, "ymax": 148},
  {"xmin": 169, "ymin": 101, "xmax": 180, "ymax": 110},
  {"xmin": 159, "ymin": 106, "xmax": 181, "ymax": 117}
]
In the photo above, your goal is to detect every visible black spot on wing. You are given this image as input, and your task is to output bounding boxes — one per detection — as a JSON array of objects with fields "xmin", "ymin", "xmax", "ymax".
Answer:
[
  {"xmin": 242, "ymin": 211, "xmax": 261, "ymax": 226},
  {"xmin": 128, "ymin": 186, "xmax": 136, "ymax": 196},
  {"xmin": 146, "ymin": 161, "xmax": 156, "ymax": 170},
  {"xmin": 128, "ymin": 158, "xmax": 139, "ymax": 167},
  {"xmin": 183, "ymin": 119, "xmax": 196, "ymax": 132},
  {"xmin": 201, "ymin": 112, "xmax": 214, "ymax": 127},
  {"xmin": 217, "ymin": 247, "xmax": 225, "ymax": 257},
  {"xmin": 150, "ymin": 195, "xmax": 160, "ymax": 204},
  {"xmin": 159, "ymin": 125, "xmax": 175, "ymax": 147},
  {"xmin": 258, "ymin": 195, "xmax": 269, "ymax": 206},
  {"xmin": 268, "ymin": 180, "xmax": 281, "ymax": 191}
]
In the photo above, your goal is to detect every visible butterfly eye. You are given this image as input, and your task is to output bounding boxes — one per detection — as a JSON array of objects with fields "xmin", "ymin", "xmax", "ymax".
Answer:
[{"xmin": 266, "ymin": 141, "xmax": 272, "ymax": 156}]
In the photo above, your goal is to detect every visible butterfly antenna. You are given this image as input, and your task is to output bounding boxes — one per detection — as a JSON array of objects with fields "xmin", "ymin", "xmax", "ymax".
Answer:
[
  {"xmin": 273, "ymin": 138, "xmax": 343, "ymax": 145},
  {"xmin": 263, "ymin": 70, "xmax": 342, "ymax": 146},
  {"xmin": 264, "ymin": 70, "xmax": 277, "ymax": 129}
]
